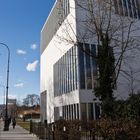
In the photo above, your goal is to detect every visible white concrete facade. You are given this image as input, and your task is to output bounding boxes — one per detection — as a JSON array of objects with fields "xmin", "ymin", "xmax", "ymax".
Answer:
[
  {"xmin": 40, "ymin": 0, "xmax": 100, "ymax": 123},
  {"xmin": 40, "ymin": 0, "xmax": 140, "ymax": 123}
]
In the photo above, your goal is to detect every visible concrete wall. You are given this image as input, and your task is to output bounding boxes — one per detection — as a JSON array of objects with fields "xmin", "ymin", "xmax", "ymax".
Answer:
[{"xmin": 40, "ymin": 0, "xmax": 77, "ymax": 123}]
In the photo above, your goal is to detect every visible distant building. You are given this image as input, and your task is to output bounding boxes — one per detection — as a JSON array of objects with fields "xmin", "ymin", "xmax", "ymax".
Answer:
[
  {"xmin": 1, "ymin": 99, "xmax": 17, "ymax": 118},
  {"xmin": 17, "ymin": 106, "xmax": 40, "ymax": 120},
  {"xmin": 8, "ymin": 99, "xmax": 16, "ymax": 104},
  {"xmin": 0, "ymin": 104, "xmax": 5, "ymax": 117}
]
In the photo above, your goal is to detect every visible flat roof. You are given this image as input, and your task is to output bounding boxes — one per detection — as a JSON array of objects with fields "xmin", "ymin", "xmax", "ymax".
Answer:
[{"xmin": 40, "ymin": 0, "xmax": 61, "ymax": 54}]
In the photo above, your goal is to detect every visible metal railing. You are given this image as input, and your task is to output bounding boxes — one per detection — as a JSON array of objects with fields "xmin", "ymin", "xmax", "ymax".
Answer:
[{"xmin": 30, "ymin": 119, "xmax": 140, "ymax": 140}]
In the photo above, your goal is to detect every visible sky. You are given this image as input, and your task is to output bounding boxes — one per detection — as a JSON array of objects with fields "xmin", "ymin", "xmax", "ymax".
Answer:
[{"xmin": 0, "ymin": 0, "xmax": 55, "ymax": 104}]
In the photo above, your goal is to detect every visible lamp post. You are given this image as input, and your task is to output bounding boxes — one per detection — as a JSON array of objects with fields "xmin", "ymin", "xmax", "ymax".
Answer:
[{"xmin": 0, "ymin": 43, "xmax": 10, "ymax": 131}]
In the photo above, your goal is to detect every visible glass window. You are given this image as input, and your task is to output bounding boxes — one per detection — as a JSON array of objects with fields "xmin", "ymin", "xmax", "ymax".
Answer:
[
  {"xmin": 68, "ymin": 50, "xmax": 70, "ymax": 93},
  {"xmin": 77, "ymin": 104, "xmax": 79, "ymax": 120},
  {"xmin": 95, "ymin": 103, "xmax": 100, "ymax": 119},
  {"xmin": 91, "ymin": 45, "xmax": 97, "ymax": 76},
  {"xmin": 81, "ymin": 103, "xmax": 87, "ymax": 121},
  {"xmin": 74, "ymin": 104, "xmax": 76, "ymax": 119},
  {"xmin": 66, "ymin": 105, "xmax": 68, "ymax": 120},
  {"xmin": 85, "ymin": 44, "xmax": 92, "ymax": 89},
  {"xmin": 68, "ymin": 0, "xmax": 70, "ymax": 14},
  {"xmin": 123, "ymin": 0, "xmax": 128, "ymax": 16},
  {"xmin": 72, "ymin": 47, "xmax": 75, "ymax": 91},
  {"xmin": 69, "ymin": 49, "xmax": 72, "ymax": 91},
  {"xmin": 59, "ymin": 61, "xmax": 61, "ymax": 95},
  {"xmin": 53, "ymin": 45, "xmax": 81, "ymax": 96},
  {"xmin": 78, "ymin": 43, "xmax": 85, "ymax": 89},
  {"xmin": 58, "ymin": 60, "xmax": 60, "ymax": 95},
  {"xmin": 70, "ymin": 48, "xmax": 73, "ymax": 92},
  {"xmin": 63, "ymin": 0, "xmax": 66, "ymax": 16},
  {"xmin": 61, "ymin": 0, "xmax": 70, "ymax": 20},
  {"xmin": 64, "ymin": 106, "xmax": 66, "ymax": 120},
  {"xmin": 63, "ymin": 106, "xmax": 65, "ymax": 119},
  {"xmin": 114, "ymin": 0, "xmax": 119, "ymax": 14},
  {"xmin": 55, "ymin": 63, "xmax": 58, "ymax": 96},
  {"xmin": 88, "ymin": 103, "xmax": 94, "ymax": 120},
  {"xmin": 66, "ymin": 52, "xmax": 68, "ymax": 93},
  {"xmin": 91, "ymin": 44, "xmax": 97, "ymax": 89},
  {"xmin": 60, "ymin": 58, "xmax": 63, "ymax": 95},
  {"xmin": 62, "ymin": 106, "xmax": 64, "ymax": 119},
  {"xmin": 71, "ymin": 105, "xmax": 73, "ymax": 120},
  {"xmin": 73, "ymin": 46, "xmax": 76, "ymax": 90},
  {"xmin": 136, "ymin": 0, "xmax": 140, "ymax": 18},
  {"xmin": 53, "ymin": 64, "xmax": 56, "ymax": 96},
  {"xmin": 61, "ymin": 57, "xmax": 64, "ymax": 94},
  {"xmin": 69, "ymin": 105, "xmax": 71, "ymax": 120},
  {"xmin": 66, "ymin": 0, "xmax": 70, "ymax": 16},
  {"xmin": 75, "ymin": 46, "xmax": 78, "ymax": 89},
  {"xmin": 118, "ymin": 0, "xmax": 124, "ymax": 15},
  {"xmin": 63, "ymin": 54, "xmax": 66, "ymax": 93},
  {"xmin": 132, "ymin": 0, "xmax": 137, "ymax": 18},
  {"xmin": 114, "ymin": 0, "xmax": 140, "ymax": 19},
  {"xmin": 128, "ymin": 0, "xmax": 133, "ymax": 17},
  {"xmin": 54, "ymin": 107, "xmax": 59, "ymax": 121},
  {"xmin": 56, "ymin": 63, "xmax": 59, "ymax": 96}
]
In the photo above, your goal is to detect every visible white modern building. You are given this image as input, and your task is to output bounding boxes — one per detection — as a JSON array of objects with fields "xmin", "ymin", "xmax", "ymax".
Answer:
[{"xmin": 40, "ymin": 0, "xmax": 140, "ymax": 123}]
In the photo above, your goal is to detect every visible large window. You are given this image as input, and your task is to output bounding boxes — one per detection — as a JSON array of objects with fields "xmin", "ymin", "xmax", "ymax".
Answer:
[
  {"xmin": 136, "ymin": 0, "xmax": 140, "ymax": 18},
  {"xmin": 59, "ymin": 0, "xmax": 70, "ymax": 22},
  {"xmin": 60, "ymin": 104, "xmax": 79, "ymax": 120},
  {"xmin": 81, "ymin": 103, "xmax": 87, "ymax": 121},
  {"xmin": 123, "ymin": 0, "xmax": 129, "ymax": 16},
  {"xmin": 54, "ymin": 43, "xmax": 98, "ymax": 96},
  {"xmin": 95, "ymin": 103, "xmax": 100, "ymax": 119},
  {"xmin": 74, "ymin": 104, "xmax": 76, "ymax": 119},
  {"xmin": 85, "ymin": 44, "xmax": 92, "ymax": 89},
  {"xmin": 114, "ymin": 0, "xmax": 140, "ymax": 19},
  {"xmin": 54, "ymin": 107, "xmax": 59, "ymax": 121},
  {"xmin": 88, "ymin": 103, "xmax": 94, "ymax": 120},
  {"xmin": 78, "ymin": 43, "xmax": 97, "ymax": 90},
  {"xmin": 53, "ymin": 46, "xmax": 78, "ymax": 97},
  {"xmin": 127, "ymin": 0, "xmax": 133, "ymax": 17},
  {"xmin": 78, "ymin": 43, "xmax": 86, "ymax": 89}
]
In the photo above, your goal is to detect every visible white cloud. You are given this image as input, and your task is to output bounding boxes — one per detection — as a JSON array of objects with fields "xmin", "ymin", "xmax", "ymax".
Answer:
[
  {"xmin": 30, "ymin": 44, "xmax": 37, "ymax": 50},
  {"xmin": 14, "ymin": 83, "xmax": 24, "ymax": 88},
  {"xmin": 26, "ymin": 60, "xmax": 39, "ymax": 72},
  {"xmin": 17, "ymin": 49, "xmax": 26, "ymax": 55}
]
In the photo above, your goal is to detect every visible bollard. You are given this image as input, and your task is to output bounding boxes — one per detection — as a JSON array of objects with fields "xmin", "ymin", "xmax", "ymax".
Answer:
[
  {"xmin": 44, "ymin": 120, "xmax": 47, "ymax": 140},
  {"xmin": 52, "ymin": 123, "xmax": 55, "ymax": 140},
  {"xmin": 30, "ymin": 120, "xmax": 33, "ymax": 134}
]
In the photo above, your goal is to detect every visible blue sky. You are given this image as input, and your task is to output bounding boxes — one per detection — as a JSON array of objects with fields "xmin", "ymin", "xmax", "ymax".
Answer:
[{"xmin": 0, "ymin": 0, "xmax": 55, "ymax": 104}]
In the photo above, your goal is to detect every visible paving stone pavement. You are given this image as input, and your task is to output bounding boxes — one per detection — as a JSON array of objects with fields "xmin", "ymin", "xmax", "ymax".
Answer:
[{"xmin": 0, "ymin": 119, "xmax": 38, "ymax": 140}]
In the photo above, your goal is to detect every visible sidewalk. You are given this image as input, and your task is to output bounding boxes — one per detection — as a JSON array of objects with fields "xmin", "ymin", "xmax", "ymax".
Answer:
[{"xmin": 0, "ymin": 120, "xmax": 38, "ymax": 140}]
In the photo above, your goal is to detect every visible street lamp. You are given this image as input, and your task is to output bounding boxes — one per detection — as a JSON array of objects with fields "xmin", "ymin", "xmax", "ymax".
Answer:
[{"xmin": 0, "ymin": 43, "xmax": 10, "ymax": 131}]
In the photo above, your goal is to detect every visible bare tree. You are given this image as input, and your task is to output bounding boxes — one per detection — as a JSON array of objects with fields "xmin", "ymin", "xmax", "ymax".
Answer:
[
  {"xmin": 23, "ymin": 94, "xmax": 40, "ymax": 107},
  {"xmin": 120, "ymin": 64, "xmax": 140, "ymax": 95}
]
